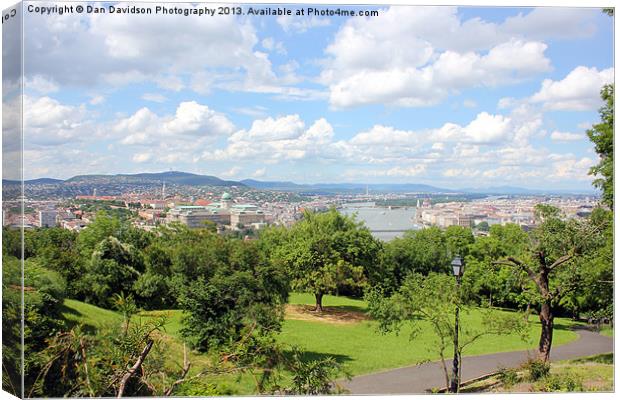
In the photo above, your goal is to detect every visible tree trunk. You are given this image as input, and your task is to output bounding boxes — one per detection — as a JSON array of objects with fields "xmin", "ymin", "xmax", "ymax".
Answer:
[
  {"xmin": 314, "ymin": 292, "xmax": 324, "ymax": 312},
  {"xmin": 538, "ymin": 301, "xmax": 553, "ymax": 362}
]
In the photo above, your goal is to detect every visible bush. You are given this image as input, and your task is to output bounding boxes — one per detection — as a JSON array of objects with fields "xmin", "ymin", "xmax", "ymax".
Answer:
[
  {"xmin": 498, "ymin": 367, "xmax": 520, "ymax": 387},
  {"xmin": 537, "ymin": 373, "xmax": 584, "ymax": 392},
  {"xmin": 525, "ymin": 359, "xmax": 550, "ymax": 381}
]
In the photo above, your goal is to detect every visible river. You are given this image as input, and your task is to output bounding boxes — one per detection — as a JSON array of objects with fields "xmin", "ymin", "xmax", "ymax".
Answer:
[{"xmin": 338, "ymin": 205, "xmax": 421, "ymax": 241}]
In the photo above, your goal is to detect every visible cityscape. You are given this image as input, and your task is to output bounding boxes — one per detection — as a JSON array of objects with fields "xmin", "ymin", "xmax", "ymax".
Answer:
[{"xmin": 2, "ymin": 170, "xmax": 600, "ymax": 240}]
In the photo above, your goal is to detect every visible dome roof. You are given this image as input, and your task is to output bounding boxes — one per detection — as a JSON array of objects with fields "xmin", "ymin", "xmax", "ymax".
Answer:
[{"xmin": 221, "ymin": 192, "xmax": 232, "ymax": 200}]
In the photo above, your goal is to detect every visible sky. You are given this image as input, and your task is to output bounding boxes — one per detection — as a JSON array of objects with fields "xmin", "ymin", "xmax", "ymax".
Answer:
[{"xmin": 1, "ymin": 1, "xmax": 615, "ymax": 190}]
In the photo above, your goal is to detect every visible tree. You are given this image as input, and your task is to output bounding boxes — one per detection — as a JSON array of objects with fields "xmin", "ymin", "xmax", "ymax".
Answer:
[
  {"xmin": 273, "ymin": 209, "xmax": 381, "ymax": 311},
  {"xmin": 495, "ymin": 206, "xmax": 608, "ymax": 362},
  {"xmin": 177, "ymin": 239, "xmax": 288, "ymax": 352},
  {"xmin": 367, "ymin": 273, "xmax": 526, "ymax": 391},
  {"xmin": 587, "ymin": 84, "xmax": 614, "ymax": 208},
  {"xmin": 380, "ymin": 227, "xmax": 449, "ymax": 292},
  {"xmin": 81, "ymin": 236, "xmax": 143, "ymax": 307}
]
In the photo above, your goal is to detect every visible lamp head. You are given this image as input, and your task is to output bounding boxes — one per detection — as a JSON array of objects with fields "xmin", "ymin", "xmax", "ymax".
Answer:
[{"xmin": 451, "ymin": 255, "xmax": 464, "ymax": 277}]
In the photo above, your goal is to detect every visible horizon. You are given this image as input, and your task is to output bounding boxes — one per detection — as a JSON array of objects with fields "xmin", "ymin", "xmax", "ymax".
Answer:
[{"xmin": 8, "ymin": 169, "xmax": 600, "ymax": 193}]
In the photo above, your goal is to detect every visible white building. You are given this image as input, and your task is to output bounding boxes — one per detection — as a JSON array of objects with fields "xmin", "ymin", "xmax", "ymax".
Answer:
[{"xmin": 39, "ymin": 209, "xmax": 58, "ymax": 228}]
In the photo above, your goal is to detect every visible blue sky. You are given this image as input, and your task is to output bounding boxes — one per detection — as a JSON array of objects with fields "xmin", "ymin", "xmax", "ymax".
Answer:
[{"xmin": 4, "ymin": 2, "xmax": 614, "ymax": 190}]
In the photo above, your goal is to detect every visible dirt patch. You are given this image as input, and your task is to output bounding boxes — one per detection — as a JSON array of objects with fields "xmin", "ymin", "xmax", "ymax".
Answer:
[{"xmin": 285, "ymin": 304, "xmax": 369, "ymax": 325}]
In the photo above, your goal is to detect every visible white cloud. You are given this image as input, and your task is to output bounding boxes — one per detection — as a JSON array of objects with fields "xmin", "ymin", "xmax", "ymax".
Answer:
[
  {"xmin": 23, "ymin": 4, "xmax": 294, "ymax": 96},
  {"xmin": 141, "ymin": 93, "xmax": 167, "ymax": 103},
  {"xmin": 25, "ymin": 75, "xmax": 59, "ymax": 94},
  {"xmin": 89, "ymin": 95, "xmax": 105, "ymax": 105},
  {"xmin": 132, "ymin": 152, "xmax": 152, "ymax": 163},
  {"xmin": 252, "ymin": 168, "xmax": 267, "ymax": 178},
  {"xmin": 530, "ymin": 66, "xmax": 614, "ymax": 111},
  {"xmin": 463, "ymin": 99, "xmax": 477, "ymax": 108},
  {"xmin": 550, "ymin": 131, "xmax": 584, "ymax": 142},
  {"xmin": 221, "ymin": 166, "xmax": 242, "ymax": 178},
  {"xmin": 550, "ymin": 157, "xmax": 595, "ymax": 181},
  {"xmin": 262, "ymin": 37, "xmax": 287, "ymax": 55},
  {"xmin": 276, "ymin": 15, "xmax": 330, "ymax": 33},
  {"xmin": 115, "ymin": 101, "xmax": 235, "ymax": 145},
  {"xmin": 207, "ymin": 116, "xmax": 334, "ymax": 163},
  {"xmin": 322, "ymin": 6, "xmax": 552, "ymax": 109},
  {"xmin": 23, "ymin": 95, "xmax": 90, "ymax": 146}
]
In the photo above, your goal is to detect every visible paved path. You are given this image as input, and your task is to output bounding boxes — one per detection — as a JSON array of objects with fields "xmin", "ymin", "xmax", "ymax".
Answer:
[{"xmin": 341, "ymin": 328, "xmax": 613, "ymax": 394}]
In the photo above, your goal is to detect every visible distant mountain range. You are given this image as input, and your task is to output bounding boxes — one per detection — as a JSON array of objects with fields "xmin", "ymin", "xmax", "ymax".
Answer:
[
  {"xmin": 65, "ymin": 171, "xmax": 242, "ymax": 187},
  {"xmin": 240, "ymin": 179, "xmax": 459, "ymax": 194},
  {"xmin": 4, "ymin": 171, "xmax": 242, "ymax": 187},
  {"xmin": 3, "ymin": 171, "xmax": 597, "ymax": 196}
]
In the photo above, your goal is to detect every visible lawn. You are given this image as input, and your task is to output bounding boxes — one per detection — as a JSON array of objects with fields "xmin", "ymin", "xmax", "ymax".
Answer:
[
  {"xmin": 599, "ymin": 325, "xmax": 613, "ymax": 337},
  {"xmin": 61, "ymin": 293, "xmax": 581, "ymax": 394}
]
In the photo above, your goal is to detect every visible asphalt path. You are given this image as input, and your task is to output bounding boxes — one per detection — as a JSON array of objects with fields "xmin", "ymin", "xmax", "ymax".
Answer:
[{"xmin": 341, "ymin": 328, "xmax": 613, "ymax": 394}]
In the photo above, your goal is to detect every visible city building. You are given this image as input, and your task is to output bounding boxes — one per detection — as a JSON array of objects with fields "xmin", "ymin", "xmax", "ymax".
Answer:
[
  {"xmin": 166, "ymin": 193, "xmax": 267, "ymax": 229},
  {"xmin": 38, "ymin": 209, "xmax": 58, "ymax": 227}
]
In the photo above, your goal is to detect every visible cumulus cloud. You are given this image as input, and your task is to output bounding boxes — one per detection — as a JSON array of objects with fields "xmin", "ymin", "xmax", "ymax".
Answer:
[
  {"xmin": 206, "ymin": 115, "xmax": 334, "ymax": 162},
  {"xmin": 115, "ymin": 101, "xmax": 235, "ymax": 145},
  {"xmin": 132, "ymin": 152, "xmax": 152, "ymax": 163},
  {"xmin": 23, "ymin": 95, "xmax": 91, "ymax": 146},
  {"xmin": 25, "ymin": 75, "xmax": 59, "ymax": 94},
  {"xmin": 321, "ymin": 6, "xmax": 553, "ymax": 108},
  {"xmin": 530, "ymin": 66, "xmax": 614, "ymax": 110},
  {"xmin": 550, "ymin": 131, "xmax": 584, "ymax": 142}
]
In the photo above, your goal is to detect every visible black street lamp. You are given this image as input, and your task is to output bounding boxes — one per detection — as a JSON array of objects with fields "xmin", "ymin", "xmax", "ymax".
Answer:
[{"xmin": 450, "ymin": 255, "xmax": 465, "ymax": 393}]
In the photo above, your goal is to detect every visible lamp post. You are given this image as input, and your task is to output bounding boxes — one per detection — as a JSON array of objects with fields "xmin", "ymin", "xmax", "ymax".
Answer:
[{"xmin": 450, "ymin": 255, "xmax": 465, "ymax": 394}]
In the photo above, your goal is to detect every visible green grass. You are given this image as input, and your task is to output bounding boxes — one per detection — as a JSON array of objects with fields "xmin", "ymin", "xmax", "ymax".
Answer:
[
  {"xmin": 61, "ymin": 294, "xmax": 581, "ymax": 394},
  {"xmin": 280, "ymin": 294, "xmax": 578, "ymax": 377},
  {"xmin": 62, "ymin": 299, "xmax": 123, "ymax": 328},
  {"xmin": 599, "ymin": 325, "xmax": 613, "ymax": 337}
]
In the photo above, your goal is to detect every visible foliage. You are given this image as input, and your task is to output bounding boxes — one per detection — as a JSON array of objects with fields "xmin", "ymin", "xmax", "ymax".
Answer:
[
  {"xmin": 29, "ymin": 314, "xmax": 169, "ymax": 397},
  {"xmin": 497, "ymin": 367, "xmax": 520, "ymax": 388},
  {"xmin": 177, "ymin": 239, "xmax": 288, "ymax": 352},
  {"xmin": 271, "ymin": 208, "xmax": 381, "ymax": 309},
  {"xmin": 366, "ymin": 272, "xmax": 527, "ymax": 389},
  {"xmin": 81, "ymin": 236, "xmax": 144, "ymax": 307},
  {"xmin": 284, "ymin": 347, "xmax": 349, "ymax": 395},
  {"xmin": 525, "ymin": 359, "xmax": 550, "ymax": 381},
  {"xmin": 586, "ymin": 84, "xmax": 613, "ymax": 207},
  {"xmin": 536, "ymin": 372, "xmax": 584, "ymax": 392}
]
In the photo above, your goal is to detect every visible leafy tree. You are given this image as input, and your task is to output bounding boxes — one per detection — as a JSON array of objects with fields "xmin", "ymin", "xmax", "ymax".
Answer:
[
  {"xmin": 76, "ymin": 211, "xmax": 122, "ymax": 259},
  {"xmin": 27, "ymin": 228, "xmax": 82, "ymax": 296},
  {"xmin": 1, "ymin": 257, "xmax": 68, "ymax": 397},
  {"xmin": 80, "ymin": 237, "xmax": 143, "ymax": 307},
  {"xmin": 380, "ymin": 227, "xmax": 449, "ymax": 291},
  {"xmin": 177, "ymin": 239, "xmax": 288, "ymax": 352},
  {"xmin": 367, "ymin": 273, "xmax": 526, "ymax": 391},
  {"xmin": 495, "ymin": 207, "xmax": 609, "ymax": 362},
  {"xmin": 273, "ymin": 209, "xmax": 381, "ymax": 311},
  {"xmin": 445, "ymin": 225, "xmax": 475, "ymax": 257},
  {"xmin": 587, "ymin": 84, "xmax": 614, "ymax": 208}
]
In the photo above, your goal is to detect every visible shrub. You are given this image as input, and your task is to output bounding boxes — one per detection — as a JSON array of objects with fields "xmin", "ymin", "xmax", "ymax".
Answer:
[
  {"xmin": 525, "ymin": 359, "xmax": 550, "ymax": 381},
  {"xmin": 498, "ymin": 367, "xmax": 520, "ymax": 387},
  {"xmin": 537, "ymin": 373, "xmax": 584, "ymax": 392}
]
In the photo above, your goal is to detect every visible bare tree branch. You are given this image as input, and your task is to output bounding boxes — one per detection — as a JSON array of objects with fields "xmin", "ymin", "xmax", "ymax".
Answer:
[
  {"xmin": 549, "ymin": 254, "xmax": 574, "ymax": 270},
  {"xmin": 494, "ymin": 257, "xmax": 537, "ymax": 282},
  {"xmin": 117, "ymin": 339, "xmax": 154, "ymax": 398},
  {"xmin": 163, "ymin": 343, "xmax": 192, "ymax": 396}
]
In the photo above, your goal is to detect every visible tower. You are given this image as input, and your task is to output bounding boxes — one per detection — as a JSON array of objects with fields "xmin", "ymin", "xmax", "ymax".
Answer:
[{"xmin": 162, "ymin": 181, "xmax": 166, "ymax": 200}]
